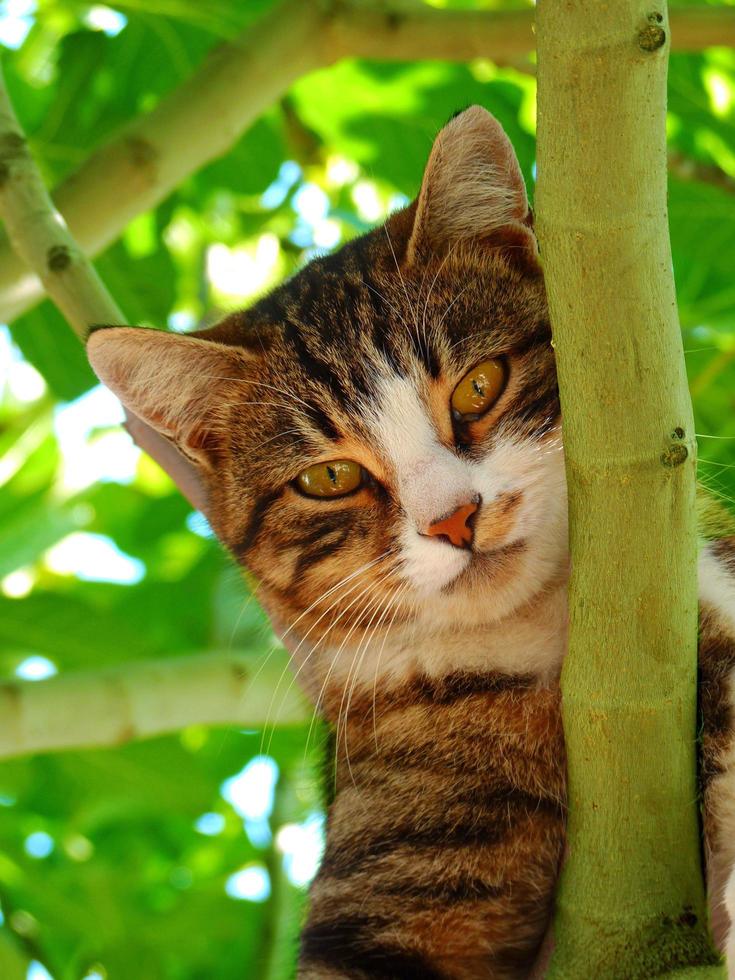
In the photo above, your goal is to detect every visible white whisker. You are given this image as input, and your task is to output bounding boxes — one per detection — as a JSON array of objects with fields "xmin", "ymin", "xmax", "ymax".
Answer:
[
  {"xmin": 258, "ymin": 557, "xmax": 391, "ymax": 753},
  {"xmin": 382, "ymin": 224, "xmax": 414, "ymax": 331},
  {"xmin": 265, "ymin": 557, "xmax": 399, "ymax": 752},
  {"xmin": 371, "ymin": 581, "xmax": 411, "ymax": 752},
  {"xmin": 337, "ymin": 580, "xmax": 405, "ymax": 764}
]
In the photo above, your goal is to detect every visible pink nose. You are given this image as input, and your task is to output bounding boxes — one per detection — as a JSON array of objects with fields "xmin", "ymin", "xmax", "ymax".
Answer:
[{"xmin": 425, "ymin": 500, "xmax": 479, "ymax": 550}]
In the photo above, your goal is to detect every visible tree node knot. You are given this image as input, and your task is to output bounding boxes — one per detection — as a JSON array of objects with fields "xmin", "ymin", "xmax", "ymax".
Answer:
[
  {"xmin": 638, "ymin": 13, "xmax": 666, "ymax": 51},
  {"xmin": 661, "ymin": 443, "xmax": 688, "ymax": 468},
  {"xmin": 47, "ymin": 244, "xmax": 72, "ymax": 273},
  {"xmin": 0, "ymin": 131, "xmax": 26, "ymax": 155},
  {"xmin": 126, "ymin": 136, "xmax": 158, "ymax": 171},
  {"xmin": 0, "ymin": 131, "xmax": 27, "ymax": 185}
]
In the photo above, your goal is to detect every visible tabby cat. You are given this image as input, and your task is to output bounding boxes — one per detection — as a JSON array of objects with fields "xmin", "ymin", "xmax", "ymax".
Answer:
[{"xmin": 88, "ymin": 106, "xmax": 735, "ymax": 978}]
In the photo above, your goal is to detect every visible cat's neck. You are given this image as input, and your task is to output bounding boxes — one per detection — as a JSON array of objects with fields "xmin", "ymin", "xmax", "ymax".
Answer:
[{"xmin": 307, "ymin": 582, "xmax": 568, "ymax": 710}]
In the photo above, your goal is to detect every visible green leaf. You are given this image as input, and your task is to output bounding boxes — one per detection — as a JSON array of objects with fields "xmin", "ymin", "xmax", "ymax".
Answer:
[
  {"xmin": 0, "ymin": 933, "xmax": 27, "ymax": 980},
  {"xmin": 292, "ymin": 61, "xmax": 536, "ymax": 194},
  {"xmin": 0, "ymin": 591, "xmax": 159, "ymax": 670},
  {"xmin": 670, "ymin": 178, "xmax": 735, "ymax": 330},
  {"xmin": 0, "ymin": 490, "xmax": 77, "ymax": 578},
  {"xmin": 10, "ymin": 303, "xmax": 96, "ymax": 402},
  {"xmin": 197, "ymin": 109, "xmax": 287, "ymax": 196}
]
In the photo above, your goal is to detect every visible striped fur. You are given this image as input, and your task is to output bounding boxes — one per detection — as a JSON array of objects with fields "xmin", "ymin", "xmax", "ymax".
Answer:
[
  {"xmin": 300, "ymin": 676, "xmax": 565, "ymax": 979},
  {"xmin": 699, "ymin": 538, "xmax": 735, "ymax": 971},
  {"xmin": 86, "ymin": 107, "xmax": 735, "ymax": 976}
]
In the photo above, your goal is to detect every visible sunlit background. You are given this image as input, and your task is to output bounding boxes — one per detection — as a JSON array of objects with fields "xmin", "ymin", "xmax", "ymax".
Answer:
[{"xmin": 1, "ymin": 0, "xmax": 735, "ymax": 976}]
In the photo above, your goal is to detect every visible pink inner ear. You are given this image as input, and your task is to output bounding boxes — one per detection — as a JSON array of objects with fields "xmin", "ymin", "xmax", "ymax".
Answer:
[{"xmin": 87, "ymin": 326, "xmax": 253, "ymax": 518}]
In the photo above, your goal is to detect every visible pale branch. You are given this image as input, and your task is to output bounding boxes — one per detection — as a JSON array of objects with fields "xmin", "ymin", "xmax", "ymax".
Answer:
[
  {"xmin": 0, "ymin": 651, "xmax": 309, "ymax": 760},
  {"xmin": 0, "ymin": 2, "xmax": 733, "ymax": 325},
  {"xmin": 536, "ymin": 1, "xmax": 718, "ymax": 975},
  {"xmin": 331, "ymin": 4, "xmax": 735, "ymax": 61},
  {"xmin": 0, "ymin": 0, "xmax": 324, "ymax": 326},
  {"xmin": 0, "ymin": 67, "xmax": 311, "ymax": 762},
  {"xmin": 0, "ymin": 63, "xmax": 213, "ymax": 509},
  {"xmin": 668, "ymin": 6, "xmax": 735, "ymax": 52},
  {"xmin": 0, "ymin": 65, "xmax": 125, "ymax": 339},
  {"xmin": 261, "ymin": 765, "xmax": 310, "ymax": 980},
  {"xmin": 328, "ymin": 6, "xmax": 536, "ymax": 64}
]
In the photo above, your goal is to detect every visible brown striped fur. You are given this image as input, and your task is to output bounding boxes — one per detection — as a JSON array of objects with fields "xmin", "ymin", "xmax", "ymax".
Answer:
[
  {"xmin": 300, "ymin": 676, "xmax": 565, "ymax": 979},
  {"xmin": 87, "ymin": 107, "xmax": 735, "ymax": 977},
  {"xmin": 699, "ymin": 537, "xmax": 735, "ymax": 969}
]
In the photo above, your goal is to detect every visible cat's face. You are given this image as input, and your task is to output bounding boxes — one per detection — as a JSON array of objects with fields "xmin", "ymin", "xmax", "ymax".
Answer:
[
  {"xmin": 88, "ymin": 107, "xmax": 568, "ymax": 681},
  {"xmin": 212, "ymin": 223, "xmax": 565, "ymax": 642}
]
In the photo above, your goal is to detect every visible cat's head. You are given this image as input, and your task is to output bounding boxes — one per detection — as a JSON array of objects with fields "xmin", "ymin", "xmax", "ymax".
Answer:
[{"xmin": 88, "ymin": 107, "xmax": 567, "ymax": 685}]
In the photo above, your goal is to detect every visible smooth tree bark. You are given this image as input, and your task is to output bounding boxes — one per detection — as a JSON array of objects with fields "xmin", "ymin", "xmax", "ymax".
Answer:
[
  {"xmin": 0, "ymin": 62, "xmax": 124, "ymax": 338},
  {"xmin": 0, "ymin": 651, "xmax": 308, "ymax": 759},
  {"xmin": 536, "ymin": 2, "xmax": 721, "ymax": 975},
  {"xmin": 0, "ymin": 2, "xmax": 733, "ymax": 324}
]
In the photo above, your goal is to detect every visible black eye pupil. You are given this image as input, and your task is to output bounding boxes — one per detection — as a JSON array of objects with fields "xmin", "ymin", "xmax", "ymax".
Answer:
[
  {"xmin": 472, "ymin": 379, "xmax": 484, "ymax": 397},
  {"xmin": 326, "ymin": 465, "xmax": 337, "ymax": 484}
]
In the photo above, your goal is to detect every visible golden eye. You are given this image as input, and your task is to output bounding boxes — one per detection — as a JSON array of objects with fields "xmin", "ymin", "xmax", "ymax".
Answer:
[
  {"xmin": 296, "ymin": 460, "xmax": 363, "ymax": 498},
  {"xmin": 451, "ymin": 359, "xmax": 506, "ymax": 420}
]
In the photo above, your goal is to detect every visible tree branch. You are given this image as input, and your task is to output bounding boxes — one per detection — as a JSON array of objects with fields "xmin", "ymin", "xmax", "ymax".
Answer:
[
  {"xmin": 0, "ymin": 651, "xmax": 309, "ymax": 759},
  {"xmin": 669, "ymin": 6, "xmax": 735, "ymax": 52},
  {"xmin": 0, "ymin": 2, "xmax": 733, "ymax": 325},
  {"xmin": 328, "ymin": 6, "xmax": 536, "ymax": 64},
  {"xmin": 0, "ymin": 0, "xmax": 324, "ymax": 325},
  {"xmin": 0, "ymin": 65, "xmax": 125, "ymax": 338},
  {"xmin": 0, "ymin": 61, "xmax": 213, "ymax": 510},
  {"xmin": 536, "ymin": 1, "xmax": 719, "ymax": 974}
]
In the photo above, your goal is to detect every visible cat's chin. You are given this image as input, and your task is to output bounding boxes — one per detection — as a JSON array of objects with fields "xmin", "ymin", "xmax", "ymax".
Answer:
[
  {"xmin": 402, "ymin": 529, "xmax": 535, "ymax": 601},
  {"xmin": 404, "ymin": 524, "xmax": 568, "ymax": 616},
  {"xmin": 410, "ymin": 535, "xmax": 570, "ymax": 633},
  {"xmin": 447, "ymin": 539, "xmax": 528, "ymax": 593}
]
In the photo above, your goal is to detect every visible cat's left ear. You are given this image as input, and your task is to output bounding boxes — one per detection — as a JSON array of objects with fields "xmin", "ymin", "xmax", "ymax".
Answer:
[
  {"xmin": 87, "ymin": 326, "xmax": 250, "ymax": 515},
  {"xmin": 407, "ymin": 105, "xmax": 538, "ymax": 269}
]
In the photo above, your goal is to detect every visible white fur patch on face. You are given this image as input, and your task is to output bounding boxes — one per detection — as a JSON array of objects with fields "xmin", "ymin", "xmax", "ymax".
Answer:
[
  {"xmin": 466, "ymin": 430, "xmax": 569, "ymax": 620},
  {"xmin": 365, "ymin": 375, "xmax": 569, "ymax": 617},
  {"xmin": 365, "ymin": 375, "xmax": 475, "ymax": 592}
]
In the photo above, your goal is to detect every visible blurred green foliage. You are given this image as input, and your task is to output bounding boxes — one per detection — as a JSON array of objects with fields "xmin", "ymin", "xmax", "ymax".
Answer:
[{"xmin": 0, "ymin": 0, "xmax": 734, "ymax": 977}]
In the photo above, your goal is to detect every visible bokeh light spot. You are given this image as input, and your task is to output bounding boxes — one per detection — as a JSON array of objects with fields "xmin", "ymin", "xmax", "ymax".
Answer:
[
  {"xmin": 225, "ymin": 864, "xmax": 270, "ymax": 902},
  {"xmin": 16, "ymin": 656, "xmax": 57, "ymax": 681},
  {"xmin": 24, "ymin": 832, "xmax": 54, "ymax": 859}
]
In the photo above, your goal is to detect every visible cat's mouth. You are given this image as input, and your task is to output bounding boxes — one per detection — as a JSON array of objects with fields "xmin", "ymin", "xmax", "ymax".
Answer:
[{"xmin": 442, "ymin": 539, "xmax": 527, "ymax": 594}]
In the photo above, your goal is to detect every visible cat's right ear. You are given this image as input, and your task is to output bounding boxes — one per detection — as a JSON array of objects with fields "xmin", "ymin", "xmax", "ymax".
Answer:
[
  {"xmin": 87, "ymin": 326, "xmax": 250, "ymax": 513},
  {"xmin": 406, "ymin": 105, "xmax": 538, "ymax": 269}
]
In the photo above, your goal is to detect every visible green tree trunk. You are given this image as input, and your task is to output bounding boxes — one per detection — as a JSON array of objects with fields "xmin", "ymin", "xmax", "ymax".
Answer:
[{"xmin": 535, "ymin": 2, "xmax": 722, "ymax": 975}]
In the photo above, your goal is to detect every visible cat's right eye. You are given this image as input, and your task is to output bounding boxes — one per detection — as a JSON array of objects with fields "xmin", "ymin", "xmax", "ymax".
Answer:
[
  {"xmin": 451, "ymin": 358, "xmax": 506, "ymax": 422},
  {"xmin": 296, "ymin": 460, "xmax": 363, "ymax": 498}
]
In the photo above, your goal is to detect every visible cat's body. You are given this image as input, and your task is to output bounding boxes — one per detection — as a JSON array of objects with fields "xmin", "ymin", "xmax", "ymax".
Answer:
[{"xmin": 88, "ymin": 106, "xmax": 735, "ymax": 977}]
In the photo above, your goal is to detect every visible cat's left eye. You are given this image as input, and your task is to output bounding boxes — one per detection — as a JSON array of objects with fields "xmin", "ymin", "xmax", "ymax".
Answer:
[
  {"xmin": 296, "ymin": 460, "xmax": 363, "ymax": 498},
  {"xmin": 451, "ymin": 358, "xmax": 506, "ymax": 421}
]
